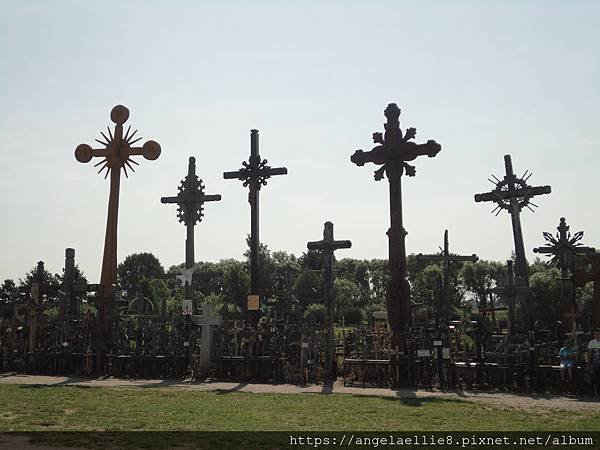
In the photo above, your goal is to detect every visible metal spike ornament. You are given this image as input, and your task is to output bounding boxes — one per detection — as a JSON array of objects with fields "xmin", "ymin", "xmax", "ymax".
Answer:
[{"xmin": 75, "ymin": 105, "xmax": 161, "ymax": 372}]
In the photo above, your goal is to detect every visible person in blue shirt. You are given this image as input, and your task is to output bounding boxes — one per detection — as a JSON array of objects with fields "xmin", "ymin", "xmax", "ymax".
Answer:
[{"xmin": 558, "ymin": 340, "xmax": 577, "ymax": 383}]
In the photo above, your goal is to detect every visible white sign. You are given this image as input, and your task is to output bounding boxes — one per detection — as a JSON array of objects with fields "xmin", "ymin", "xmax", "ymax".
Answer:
[
  {"xmin": 433, "ymin": 340, "xmax": 443, "ymax": 346},
  {"xmin": 301, "ymin": 342, "xmax": 309, "ymax": 349},
  {"xmin": 183, "ymin": 341, "xmax": 190, "ymax": 347},
  {"xmin": 417, "ymin": 350, "xmax": 431, "ymax": 357},
  {"xmin": 442, "ymin": 348, "xmax": 451, "ymax": 359}
]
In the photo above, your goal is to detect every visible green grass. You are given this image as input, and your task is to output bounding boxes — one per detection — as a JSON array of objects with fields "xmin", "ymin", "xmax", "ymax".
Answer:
[{"xmin": 0, "ymin": 384, "xmax": 598, "ymax": 432}]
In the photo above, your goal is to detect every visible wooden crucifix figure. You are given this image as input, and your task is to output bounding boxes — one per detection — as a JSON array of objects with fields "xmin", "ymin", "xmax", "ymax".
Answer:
[
  {"xmin": 351, "ymin": 103, "xmax": 441, "ymax": 347},
  {"xmin": 75, "ymin": 105, "xmax": 161, "ymax": 372},
  {"xmin": 307, "ymin": 221, "xmax": 352, "ymax": 380},
  {"xmin": 162, "ymin": 157, "xmax": 221, "ymax": 304},
  {"xmin": 574, "ymin": 253, "xmax": 600, "ymax": 328},
  {"xmin": 223, "ymin": 129, "xmax": 287, "ymax": 322},
  {"xmin": 533, "ymin": 217, "xmax": 595, "ymax": 333},
  {"xmin": 417, "ymin": 230, "xmax": 478, "ymax": 328}
]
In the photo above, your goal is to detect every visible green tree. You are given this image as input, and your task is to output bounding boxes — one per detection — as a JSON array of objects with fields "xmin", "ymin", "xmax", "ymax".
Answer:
[{"xmin": 117, "ymin": 253, "xmax": 165, "ymax": 299}]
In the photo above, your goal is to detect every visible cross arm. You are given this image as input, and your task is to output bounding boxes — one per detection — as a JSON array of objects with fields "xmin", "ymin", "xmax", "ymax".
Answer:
[
  {"xmin": 265, "ymin": 167, "xmax": 288, "ymax": 176},
  {"xmin": 161, "ymin": 196, "xmax": 180, "ymax": 204},
  {"xmin": 223, "ymin": 170, "xmax": 244, "ymax": 180},
  {"xmin": 574, "ymin": 246, "xmax": 596, "ymax": 254},
  {"xmin": 202, "ymin": 194, "xmax": 222, "ymax": 202},
  {"xmin": 402, "ymin": 140, "xmax": 442, "ymax": 161},
  {"xmin": 533, "ymin": 246, "xmax": 554, "ymax": 254},
  {"xmin": 417, "ymin": 253, "xmax": 478, "ymax": 262},
  {"xmin": 307, "ymin": 240, "xmax": 352, "ymax": 251}
]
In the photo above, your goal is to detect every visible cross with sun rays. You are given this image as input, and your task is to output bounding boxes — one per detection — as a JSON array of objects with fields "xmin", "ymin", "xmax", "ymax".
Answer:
[{"xmin": 75, "ymin": 104, "xmax": 161, "ymax": 372}]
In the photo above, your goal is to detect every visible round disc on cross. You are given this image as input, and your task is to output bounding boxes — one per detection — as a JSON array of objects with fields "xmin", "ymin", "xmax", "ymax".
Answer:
[
  {"xmin": 110, "ymin": 105, "xmax": 130, "ymax": 125},
  {"xmin": 142, "ymin": 140, "xmax": 161, "ymax": 160},
  {"xmin": 75, "ymin": 144, "xmax": 93, "ymax": 163}
]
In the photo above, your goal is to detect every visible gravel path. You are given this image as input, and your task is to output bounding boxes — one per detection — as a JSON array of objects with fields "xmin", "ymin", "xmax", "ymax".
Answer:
[{"xmin": 1, "ymin": 372, "xmax": 599, "ymax": 413}]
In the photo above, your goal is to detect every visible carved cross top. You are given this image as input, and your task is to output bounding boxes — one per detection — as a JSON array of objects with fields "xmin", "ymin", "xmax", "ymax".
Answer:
[
  {"xmin": 350, "ymin": 103, "xmax": 441, "ymax": 180},
  {"xmin": 533, "ymin": 217, "xmax": 595, "ymax": 272},
  {"xmin": 75, "ymin": 105, "xmax": 161, "ymax": 178},
  {"xmin": 307, "ymin": 222, "xmax": 352, "ymax": 253},
  {"xmin": 223, "ymin": 129, "xmax": 287, "ymax": 199},
  {"xmin": 161, "ymin": 157, "xmax": 221, "ymax": 226},
  {"xmin": 474, "ymin": 155, "xmax": 551, "ymax": 215},
  {"xmin": 417, "ymin": 230, "xmax": 478, "ymax": 265}
]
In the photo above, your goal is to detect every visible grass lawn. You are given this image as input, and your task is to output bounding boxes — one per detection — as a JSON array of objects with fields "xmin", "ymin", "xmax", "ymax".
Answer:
[{"xmin": 0, "ymin": 384, "xmax": 598, "ymax": 448}]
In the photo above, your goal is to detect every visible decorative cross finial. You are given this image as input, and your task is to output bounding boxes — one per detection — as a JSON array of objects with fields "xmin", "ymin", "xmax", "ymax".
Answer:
[{"xmin": 75, "ymin": 105, "xmax": 161, "ymax": 178}]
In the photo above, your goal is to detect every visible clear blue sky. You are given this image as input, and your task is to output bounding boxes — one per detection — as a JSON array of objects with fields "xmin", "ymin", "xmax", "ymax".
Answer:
[{"xmin": 1, "ymin": 1, "xmax": 599, "ymax": 282}]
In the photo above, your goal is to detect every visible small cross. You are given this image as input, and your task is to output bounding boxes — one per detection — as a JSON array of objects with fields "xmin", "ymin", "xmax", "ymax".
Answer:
[
  {"xmin": 417, "ymin": 230, "xmax": 478, "ymax": 318},
  {"xmin": 162, "ymin": 156, "xmax": 221, "ymax": 301},
  {"xmin": 307, "ymin": 221, "xmax": 351, "ymax": 380},
  {"xmin": 26, "ymin": 261, "xmax": 55, "ymax": 352},
  {"xmin": 223, "ymin": 129, "xmax": 287, "ymax": 319}
]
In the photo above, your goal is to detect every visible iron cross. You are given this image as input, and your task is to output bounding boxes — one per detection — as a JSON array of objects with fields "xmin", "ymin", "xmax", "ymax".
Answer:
[
  {"xmin": 223, "ymin": 129, "xmax": 287, "ymax": 320},
  {"xmin": 417, "ymin": 230, "xmax": 478, "ymax": 320},
  {"xmin": 161, "ymin": 156, "xmax": 222, "ymax": 302},
  {"xmin": 75, "ymin": 105, "xmax": 161, "ymax": 372},
  {"xmin": 307, "ymin": 221, "xmax": 352, "ymax": 379},
  {"xmin": 533, "ymin": 217, "xmax": 595, "ymax": 331},
  {"xmin": 350, "ymin": 103, "xmax": 441, "ymax": 346},
  {"xmin": 475, "ymin": 154, "xmax": 551, "ymax": 287}
]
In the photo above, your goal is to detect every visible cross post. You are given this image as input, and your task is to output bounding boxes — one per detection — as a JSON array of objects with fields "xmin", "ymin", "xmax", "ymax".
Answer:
[
  {"xmin": 223, "ymin": 129, "xmax": 287, "ymax": 323},
  {"xmin": 307, "ymin": 221, "xmax": 352, "ymax": 380},
  {"xmin": 162, "ymin": 156, "xmax": 222, "ymax": 303},
  {"xmin": 75, "ymin": 105, "xmax": 161, "ymax": 372},
  {"xmin": 350, "ymin": 103, "xmax": 441, "ymax": 348},
  {"xmin": 574, "ymin": 253, "xmax": 600, "ymax": 328},
  {"xmin": 533, "ymin": 217, "xmax": 595, "ymax": 332},
  {"xmin": 417, "ymin": 229, "xmax": 478, "ymax": 319},
  {"xmin": 57, "ymin": 248, "xmax": 99, "ymax": 348},
  {"xmin": 27, "ymin": 261, "xmax": 55, "ymax": 352}
]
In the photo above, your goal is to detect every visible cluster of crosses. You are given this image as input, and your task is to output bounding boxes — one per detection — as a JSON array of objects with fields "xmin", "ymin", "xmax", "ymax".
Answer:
[{"xmin": 71, "ymin": 103, "xmax": 599, "ymax": 371}]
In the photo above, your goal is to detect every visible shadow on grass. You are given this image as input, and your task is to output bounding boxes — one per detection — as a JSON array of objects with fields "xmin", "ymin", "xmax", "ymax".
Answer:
[{"xmin": 215, "ymin": 382, "xmax": 249, "ymax": 394}]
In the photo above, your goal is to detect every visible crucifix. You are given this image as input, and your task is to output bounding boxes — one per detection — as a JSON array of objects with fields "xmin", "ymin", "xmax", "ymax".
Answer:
[
  {"xmin": 307, "ymin": 221, "xmax": 352, "ymax": 380},
  {"xmin": 417, "ymin": 230, "xmax": 478, "ymax": 320},
  {"xmin": 533, "ymin": 217, "xmax": 595, "ymax": 333},
  {"xmin": 57, "ymin": 248, "xmax": 99, "ymax": 348},
  {"xmin": 75, "ymin": 105, "xmax": 161, "ymax": 371},
  {"xmin": 161, "ymin": 156, "xmax": 222, "ymax": 303},
  {"xmin": 574, "ymin": 253, "xmax": 600, "ymax": 328},
  {"xmin": 351, "ymin": 103, "xmax": 441, "ymax": 347},
  {"xmin": 223, "ymin": 129, "xmax": 287, "ymax": 322}
]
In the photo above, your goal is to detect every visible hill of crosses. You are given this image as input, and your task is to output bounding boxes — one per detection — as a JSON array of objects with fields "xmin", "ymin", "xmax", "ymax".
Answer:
[{"xmin": 2, "ymin": 103, "xmax": 599, "ymax": 394}]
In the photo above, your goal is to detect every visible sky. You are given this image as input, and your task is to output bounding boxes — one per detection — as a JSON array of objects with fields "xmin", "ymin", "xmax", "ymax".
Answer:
[{"xmin": 1, "ymin": 1, "xmax": 599, "ymax": 283}]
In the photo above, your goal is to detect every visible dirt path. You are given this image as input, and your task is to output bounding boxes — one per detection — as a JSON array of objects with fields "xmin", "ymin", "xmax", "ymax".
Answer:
[{"xmin": 1, "ymin": 372, "xmax": 599, "ymax": 412}]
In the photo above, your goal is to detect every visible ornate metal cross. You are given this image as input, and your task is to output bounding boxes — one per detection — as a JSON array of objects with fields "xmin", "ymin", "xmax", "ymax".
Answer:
[
  {"xmin": 351, "ymin": 103, "xmax": 441, "ymax": 346},
  {"xmin": 533, "ymin": 217, "xmax": 595, "ymax": 331},
  {"xmin": 417, "ymin": 230, "xmax": 478, "ymax": 322},
  {"xmin": 475, "ymin": 155, "xmax": 551, "ymax": 287},
  {"xmin": 161, "ymin": 156, "xmax": 221, "ymax": 303},
  {"xmin": 307, "ymin": 221, "xmax": 352, "ymax": 379},
  {"xmin": 75, "ymin": 105, "xmax": 161, "ymax": 371},
  {"xmin": 574, "ymin": 254, "xmax": 600, "ymax": 328},
  {"xmin": 223, "ymin": 129, "xmax": 287, "ymax": 321}
]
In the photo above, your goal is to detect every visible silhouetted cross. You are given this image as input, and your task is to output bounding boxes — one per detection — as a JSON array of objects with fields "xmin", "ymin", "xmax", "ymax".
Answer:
[
  {"xmin": 223, "ymin": 129, "xmax": 287, "ymax": 319},
  {"xmin": 162, "ymin": 157, "xmax": 221, "ymax": 301},
  {"xmin": 350, "ymin": 103, "xmax": 441, "ymax": 345},
  {"xmin": 307, "ymin": 221, "xmax": 352, "ymax": 379}
]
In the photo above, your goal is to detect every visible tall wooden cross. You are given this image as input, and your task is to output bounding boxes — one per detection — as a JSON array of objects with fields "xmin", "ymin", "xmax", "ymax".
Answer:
[
  {"xmin": 223, "ymin": 129, "xmax": 287, "ymax": 321},
  {"xmin": 57, "ymin": 248, "xmax": 99, "ymax": 346},
  {"xmin": 475, "ymin": 155, "xmax": 551, "ymax": 287},
  {"xmin": 490, "ymin": 260, "xmax": 529, "ymax": 337},
  {"xmin": 161, "ymin": 157, "xmax": 221, "ymax": 303},
  {"xmin": 351, "ymin": 103, "xmax": 441, "ymax": 346},
  {"xmin": 307, "ymin": 221, "xmax": 352, "ymax": 379},
  {"xmin": 417, "ymin": 230, "xmax": 478, "ymax": 325},
  {"xmin": 574, "ymin": 253, "xmax": 600, "ymax": 328},
  {"xmin": 75, "ymin": 105, "xmax": 161, "ymax": 371},
  {"xmin": 533, "ymin": 217, "xmax": 595, "ymax": 332}
]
